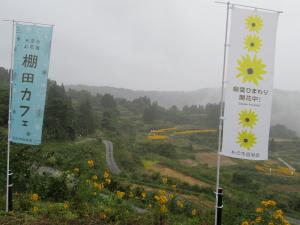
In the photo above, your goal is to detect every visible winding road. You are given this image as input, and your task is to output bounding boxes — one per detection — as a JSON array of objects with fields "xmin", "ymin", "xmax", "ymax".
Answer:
[
  {"xmin": 103, "ymin": 140, "xmax": 121, "ymax": 175},
  {"xmin": 286, "ymin": 217, "xmax": 300, "ymax": 225}
]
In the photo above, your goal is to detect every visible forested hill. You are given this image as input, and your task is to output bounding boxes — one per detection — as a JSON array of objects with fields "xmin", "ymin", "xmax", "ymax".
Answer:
[
  {"xmin": 67, "ymin": 84, "xmax": 300, "ymax": 135},
  {"xmin": 0, "ymin": 67, "xmax": 299, "ymax": 135}
]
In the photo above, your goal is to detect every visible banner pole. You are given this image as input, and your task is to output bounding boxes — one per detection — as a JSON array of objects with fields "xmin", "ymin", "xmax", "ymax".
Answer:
[
  {"xmin": 6, "ymin": 20, "xmax": 15, "ymax": 212},
  {"xmin": 215, "ymin": 2, "xmax": 230, "ymax": 225}
]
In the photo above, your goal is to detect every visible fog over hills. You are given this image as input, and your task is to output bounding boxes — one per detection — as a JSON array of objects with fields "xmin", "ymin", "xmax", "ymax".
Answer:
[{"xmin": 67, "ymin": 85, "xmax": 300, "ymax": 135}]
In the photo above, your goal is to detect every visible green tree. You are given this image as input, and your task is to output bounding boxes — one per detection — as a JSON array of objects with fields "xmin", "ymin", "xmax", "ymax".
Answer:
[
  {"xmin": 78, "ymin": 98, "xmax": 95, "ymax": 135},
  {"xmin": 205, "ymin": 103, "xmax": 220, "ymax": 127},
  {"xmin": 143, "ymin": 106, "xmax": 156, "ymax": 123},
  {"xmin": 102, "ymin": 93, "xmax": 116, "ymax": 109},
  {"xmin": 0, "ymin": 89, "xmax": 9, "ymax": 127},
  {"xmin": 0, "ymin": 68, "xmax": 10, "ymax": 127},
  {"xmin": 101, "ymin": 111, "xmax": 113, "ymax": 130},
  {"xmin": 44, "ymin": 81, "xmax": 76, "ymax": 139}
]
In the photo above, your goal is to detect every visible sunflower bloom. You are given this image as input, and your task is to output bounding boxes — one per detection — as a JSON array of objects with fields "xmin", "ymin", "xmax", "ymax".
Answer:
[
  {"xmin": 141, "ymin": 192, "xmax": 147, "ymax": 199},
  {"xmin": 105, "ymin": 178, "xmax": 111, "ymax": 185},
  {"xmin": 244, "ymin": 35, "xmax": 262, "ymax": 52},
  {"xmin": 97, "ymin": 183, "xmax": 104, "ymax": 190},
  {"xmin": 103, "ymin": 171, "xmax": 110, "ymax": 179},
  {"xmin": 87, "ymin": 160, "xmax": 94, "ymax": 168},
  {"xmin": 236, "ymin": 54, "xmax": 267, "ymax": 86},
  {"xmin": 261, "ymin": 200, "xmax": 269, "ymax": 207},
  {"xmin": 246, "ymin": 15, "xmax": 264, "ymax": 32},
  {"xmin": 154, "ymin": 193, "xmax": 168, "ymax": 205},
  {"xmin": 255, "ymin": 216, "xmax": 262, "ymax": 223},
  {"xmin": 159, "ymin": 195, "xmax": 168, "ymax": 205},
  {"xmin": 176, "ymin": 200, "xmax": 184, "ymax": 208},
  {"xmin": 63, "ymin": 202, "xmax": 69, "ymax": 209},
  {"xmin": 31, "ymin": 193, "xmax": 39, "ymax": 201},
  {"xmin": 116, "ymin": 191, "xmax": 125, "ymax": 199},
  {"xmin": 239, "ymin": 109, "xmax": 258, "ymax": 129},
  {"xmin": 192, "ymin": 209, "xmax": 197, "ymax": 216},
  {"xmin": 274, "ymin": 209, "xmax": 283, "ymax": 219},
  {"xmin": 241, "ymin": 221, "xmax": 249, "ymax": 225},
  {"xmin": 237, "ymin": 130, "xmax": 257, "ymax": 150},
  {"xmin": 256, "ymin": 207, "xmax": 264, "ymax": 213},
  {"xmin": 268, "ymin": 200, "xmax": 276, "ymax": 207}
]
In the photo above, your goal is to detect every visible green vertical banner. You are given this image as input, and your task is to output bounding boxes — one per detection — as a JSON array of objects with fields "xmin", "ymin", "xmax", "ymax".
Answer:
[{"xmin": 10, "ymin": 23, "xmax": 53, "ymax": 145}]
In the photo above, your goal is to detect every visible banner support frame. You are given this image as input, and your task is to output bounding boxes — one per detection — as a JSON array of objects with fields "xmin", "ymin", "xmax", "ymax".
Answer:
[
  {"xmin": 2, "ymin": 19, "xmax": 54, "ymax": 27},
  {"xmin": 6, "ymin": 20, "xmax": 15, "ymax": 212},
  {"xmin": 215, "ymin": 1, "xmax": 283, "ymax": 14},
  {"xmin": 215, "ymin": 1, "xmax": 230, "ymax": 225}
]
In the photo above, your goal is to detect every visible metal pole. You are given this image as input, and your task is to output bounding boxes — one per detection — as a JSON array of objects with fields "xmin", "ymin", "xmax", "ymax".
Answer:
[
  {"xmin": 215, "ymin": 2, "xmax": 230, "ymax": 225},
  {"xmin": 8, "ymin": 170, "xmax": 13, "ymax": 211},
  {"xmin": 6, "ymin": 20, "xmax": 15, "ymax": 212},
  {"xmin": 216, "ymin": 188, "xmax": 223, "ymax": 225}
]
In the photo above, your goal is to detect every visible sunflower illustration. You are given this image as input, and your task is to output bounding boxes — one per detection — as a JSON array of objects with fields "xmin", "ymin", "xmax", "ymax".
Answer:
[
  {"xmin": 236, "ymin": 54, "xmax": 267, "ymax": 86},
  {"xmin": 237, "ymin": 130, "xmax": 257, "ymax": 150},
  {"xmin": 246, "ymin": 15, "xmax": 264, "ymax": 33},
  {"xmin": 244, "ymin": 35, "xmax": 262, "ymax": 53},
  {"xmin": 239, "ymin": 109, "xmax": 258, "ymax": 129}
]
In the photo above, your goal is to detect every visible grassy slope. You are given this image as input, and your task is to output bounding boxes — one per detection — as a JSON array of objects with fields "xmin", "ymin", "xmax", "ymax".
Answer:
[{"xmin": 0, "ymin": 104, "xmax": 299, "ymax": 224}]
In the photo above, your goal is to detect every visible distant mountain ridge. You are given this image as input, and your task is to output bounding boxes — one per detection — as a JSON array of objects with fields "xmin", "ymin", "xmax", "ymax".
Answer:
[
  {"xmin": 66, "ymin": 84, "xmax": 300, "ymax": 135},
  {"xmin": 67, "ymin": 85, "xmax": 221, "ymax": 107}
]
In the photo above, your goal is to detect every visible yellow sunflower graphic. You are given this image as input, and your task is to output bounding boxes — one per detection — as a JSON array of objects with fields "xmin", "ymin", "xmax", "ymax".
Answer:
[
  {"xmin": 244, "ymin": 35, "xmax": 262, "ymax": 53},
  {"xmin": 237, "ymin": 130, "xmax": 257, "ymax": 150},
  {"xmin": 239, "ymin": 109, "xmax": 258, "ymax": 129},
  {"xmin": 246, "ymin": 15, "xmax": 264, "ymax": 33},
  {"xmin": 236, "ymin": 54, "xmax": 267, "ymax": 86}
]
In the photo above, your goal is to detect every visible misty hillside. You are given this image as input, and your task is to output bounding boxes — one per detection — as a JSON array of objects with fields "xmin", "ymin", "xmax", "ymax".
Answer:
[
  {"xmin": 67, "ymin": 84, "xmax": 300, "ymax": 135},
  {"xmin": 66, "ymin": 85, "xmax": 221, "ymax": 108}
]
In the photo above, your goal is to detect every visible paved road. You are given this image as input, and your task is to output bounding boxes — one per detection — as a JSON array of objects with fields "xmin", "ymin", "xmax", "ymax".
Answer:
[
  {"xmin": 103, "ymin": 140, "xmax": 121, "ymax": 175},
  {"xmin": 286, "ymin": 217, "xmax": 300, "ymax": 225}
]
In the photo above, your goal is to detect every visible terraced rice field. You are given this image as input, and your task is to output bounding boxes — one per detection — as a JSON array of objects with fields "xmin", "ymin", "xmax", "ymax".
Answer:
[
  {"xmin": 195, "ymin": 152, "xmax": 237, "ymax": 167},
  {"xmin": 149, "ymin": 164, "xmax": 210, "ymax": 188}
]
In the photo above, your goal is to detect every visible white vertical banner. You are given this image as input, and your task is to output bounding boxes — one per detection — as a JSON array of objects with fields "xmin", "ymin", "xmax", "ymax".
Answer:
[{"xmin": 221, "ymin": 7, "xmax": 279, "ymax": 160}]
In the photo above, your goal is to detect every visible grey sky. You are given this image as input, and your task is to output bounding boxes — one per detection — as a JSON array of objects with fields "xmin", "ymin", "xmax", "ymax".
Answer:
[{"xmin": 0, "ymin": 0, "xmax": 299, "ymax": 91}]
